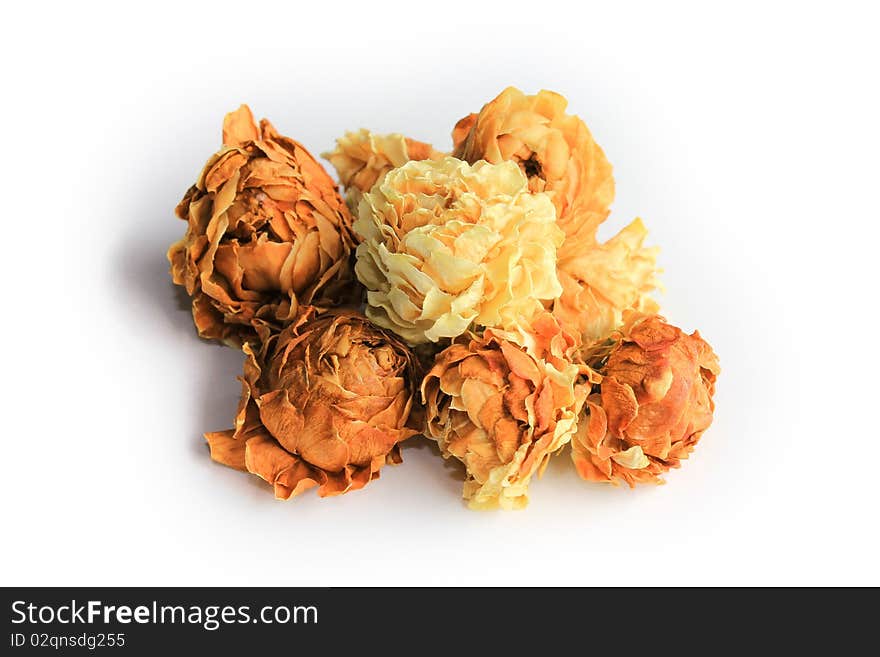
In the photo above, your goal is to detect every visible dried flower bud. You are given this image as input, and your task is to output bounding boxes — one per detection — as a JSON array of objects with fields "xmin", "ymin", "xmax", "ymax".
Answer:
[
  {"xmin": 168, "ymin": 105, "xmax": 355, "ymax": 346},
  {"xmin": 572, "ymin": 313, "xmax": 719, "ymax": 486},
  {"xmin": 205, "ymin": 309, "xmax": 418, "ymax": 499},
  {"xmin": 453, "ymin": 87, "xmax": 614, "ymax": 251},
  {"xmin": 354, "ymin": 156, "xmax": 563, "ymax": 345},
  {"xmin": 422, "ymin": 314, "xmax": 591, "ymax": 509},
  {"xmin": 553, "ymin": 218, "xmax": 661, "ymax": 343},
  {"xmin": 323, "ymin": 129, "xmax": 443, "ymax": 210}
]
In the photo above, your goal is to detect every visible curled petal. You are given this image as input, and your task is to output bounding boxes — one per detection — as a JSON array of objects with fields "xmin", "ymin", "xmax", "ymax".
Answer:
[{"xmin": 204, "ymin": 430, "xmax": 247, "ymax": 471}]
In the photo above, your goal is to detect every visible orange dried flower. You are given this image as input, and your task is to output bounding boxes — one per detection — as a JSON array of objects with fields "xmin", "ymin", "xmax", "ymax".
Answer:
[
  {"xmin": 453, "ymin": 87, "xmax": 614, "ymax": 251},
  {"xmin": 205, "ymin": 309, "xmax": 419, "ymax": 499},
  {"xmin": 571, "ymin": 313, "xmax": 719, "ymax": 486},
  {"xmin": 553, "ymin": 218, "xmax": 661, "ymax": 344},
  {"xmin": 168, "ymin": 105, "xmax": 355, "ymax": 347},
  {"xmin": 422, "ymin": 313, "xmax": 592, "ymax": 509},
  {"xmin": 323, "ymin": 129, "xmax": 443, "ymax": 209}
]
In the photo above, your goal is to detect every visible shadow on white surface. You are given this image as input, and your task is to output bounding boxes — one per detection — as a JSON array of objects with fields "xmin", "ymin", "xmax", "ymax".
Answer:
[
  {"xmin": 402, "ymin": 434, "xmax": 466, "ymax": 482},
  {"xmin": 114, "ymin": 214, "xmax": 246, "ymax": 449}
]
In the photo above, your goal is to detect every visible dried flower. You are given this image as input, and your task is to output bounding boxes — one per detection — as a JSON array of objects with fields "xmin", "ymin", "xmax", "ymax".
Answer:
[
  {"xmin": 571, "ymin": 313, "xmax": 719, "ymax": 486},
  {"xmin": 353, "ymin": 156, "xmax": 563, "ymax": 345},
  {"xmin": 453, "ymin": 87, "xmax": 614, "ymax": 252},
  {"xmin": 323, "ymin": 129, "xmax": 443, "ymax": 210},
  {"xmin": 553, "ymin": 218, "xmax": 661, "ymax": 344},
  {"xmin": 205, "ymin": 309, "xmax": 419, "ymax": 499},
  {"xmin": 168, "ymin": 105, "xmax": 355, "ymax": 347},
  {"xmin": 422, "ymin": 313, "xmax": 592, "ymax": 509}
]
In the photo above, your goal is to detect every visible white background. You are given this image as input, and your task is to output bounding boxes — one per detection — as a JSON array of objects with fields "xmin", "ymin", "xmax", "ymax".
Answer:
[{"xmin": 3, "ymin": 1, "xmax": 878, "ymax": 586}]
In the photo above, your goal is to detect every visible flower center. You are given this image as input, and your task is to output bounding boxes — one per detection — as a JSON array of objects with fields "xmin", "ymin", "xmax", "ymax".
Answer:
[{"xmin": 522, "ymin": 154, "xmax": 543, "ymax": 179}]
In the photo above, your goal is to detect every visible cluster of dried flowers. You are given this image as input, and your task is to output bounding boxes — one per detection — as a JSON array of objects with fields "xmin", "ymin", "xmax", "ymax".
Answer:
[{"xmin": 169, "ymin": 88, "xmax": 720, "ymax": 510}]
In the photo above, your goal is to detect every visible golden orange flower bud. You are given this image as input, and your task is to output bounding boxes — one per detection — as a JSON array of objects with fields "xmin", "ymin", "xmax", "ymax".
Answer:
[
  {"xmin": 323, "ymin": 129, "xmax": 443, "ymax": 210},
  {"xmin": 168, "ymin": 105, "xmax": 355, "ymax": 347},
  {"xmin": 553, "ymin": 218, "xmax": 661, "ymax": 343},
  {"xmin": 453, "ymin": 87, "xmax": 614, "ymax": 251},
  {"xmin": 422, "ymin": 314, "xmax": 592, "ymax": 509},
  {"xmin": 205, "ymin": 309, "xmax": 419, "ymax": 499},
  {"xmin": 571, "ymin": 313, "xmax": 720, "ymax": 486}
]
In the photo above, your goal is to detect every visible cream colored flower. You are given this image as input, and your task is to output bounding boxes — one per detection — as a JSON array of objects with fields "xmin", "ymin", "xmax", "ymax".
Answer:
[
  {"xmin": 353, "ymin": 157, "xmax": 563, "ymax": 345},
  {"xmin": 323, "ymin": 129, "xmax": 442, "ymax": 210},
  {"xmin": 553, "ymin": 218, "xmax": 660, "ymax": 344}
]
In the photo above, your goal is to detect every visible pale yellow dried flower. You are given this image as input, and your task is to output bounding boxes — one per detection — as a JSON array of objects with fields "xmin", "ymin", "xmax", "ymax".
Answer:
[{"xmin": 353, "ymin": 157, "xmax": 563, "ymax": 345}]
